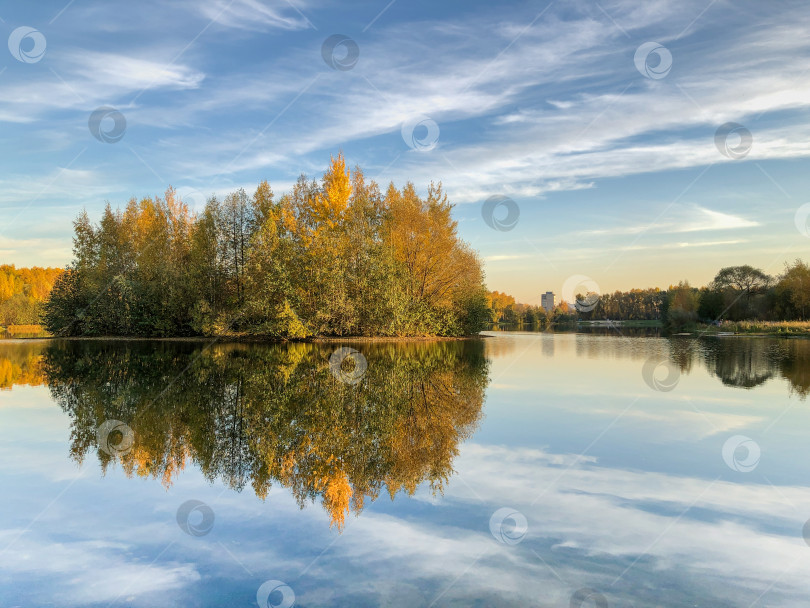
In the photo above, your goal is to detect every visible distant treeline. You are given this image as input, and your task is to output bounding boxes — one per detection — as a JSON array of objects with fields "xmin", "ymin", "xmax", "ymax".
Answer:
[
  {"xmin": 490, "ymin": 262, "xmax": 810, "ymax": 330},
  {"xmin": 488, "ymin": 288, "xmax": 664, "ymax": 327},
  {"xmin": 487, "ymin": 290, "xmax": 576, "ymax": 327},
  {"xmin": 42, "ymin": 155, "xmax": 490, "ymax": 338},
  {"xmin": 661, "ymin": 262, "xmax": 810, "ymax": 329},
  {"xmin": 0, "ymin": 265, "xmax": 63, "ymax": 326}
]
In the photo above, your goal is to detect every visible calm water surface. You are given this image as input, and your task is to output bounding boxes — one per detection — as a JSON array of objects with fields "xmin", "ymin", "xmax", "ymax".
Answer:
[{"xmin": 1, "ymin": 332, "xmax": 809, "ymax": 607}]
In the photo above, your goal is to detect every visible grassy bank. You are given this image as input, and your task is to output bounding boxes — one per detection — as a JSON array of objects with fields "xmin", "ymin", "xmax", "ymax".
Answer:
[
  {"xmin": 2, "ymin": 332, "xmax": 485, "ymax": 343},
  {"xmin": 696, "ymin": 320, "xmax": 810, "ymax": 336}
]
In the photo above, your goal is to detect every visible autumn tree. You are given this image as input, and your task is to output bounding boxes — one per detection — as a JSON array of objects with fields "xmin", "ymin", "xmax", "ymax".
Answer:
[
  {"xmin": 44, "ymin": 156, "xmax": 490, "ymax": 338},
  {"xmin": 0, "ymin": 265, "xmax": 63, "ymax": 326},
  {"xmin": 665, "ymin": 281, "xmax": 700, "ymax": 329},
  {"xmin": 776, "ymin": 260, "xmax": 810, "ymax": 320}
]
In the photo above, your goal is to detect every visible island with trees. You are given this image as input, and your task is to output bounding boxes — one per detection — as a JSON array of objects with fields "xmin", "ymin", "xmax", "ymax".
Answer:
[{"xmin": 40, "ymin": 155, "xmax": 490, "ymax": 339}]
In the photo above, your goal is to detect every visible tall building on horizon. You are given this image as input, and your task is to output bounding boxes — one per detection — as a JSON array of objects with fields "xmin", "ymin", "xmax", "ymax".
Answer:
[{"xmin": 541, "ymin": 291, "xmax": 555, "ymax": 312}]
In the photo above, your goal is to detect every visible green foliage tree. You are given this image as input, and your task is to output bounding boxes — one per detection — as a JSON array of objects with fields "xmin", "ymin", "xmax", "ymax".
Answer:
[
  {"xmin": 697, "ymin": 286, "xmax": 725, "ymax": 321},
  {"xmin": 776, "ymin": 260, "xmax": 810, "ymax": 320},
  {"xmin": 712, "ymin": 265, "xmax": 772, "ymax": 320},
  {"xmin": 665, "ymin": 281, "xmax": 700, "ymax": 330}
]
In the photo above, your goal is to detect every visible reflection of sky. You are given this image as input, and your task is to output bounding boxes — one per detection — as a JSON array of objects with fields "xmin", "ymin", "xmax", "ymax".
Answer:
[{"xmin": 2, "ymin": 334, "xmax": 810, "ymax": 607}]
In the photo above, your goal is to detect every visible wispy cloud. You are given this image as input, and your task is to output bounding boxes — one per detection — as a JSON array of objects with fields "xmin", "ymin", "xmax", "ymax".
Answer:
[
  {"xmin": 161, "ymin": 0, "xmax": 810, "ymax": 205},
  {"xmin": 485, "ymin": 254, "xmax": 533, "ymax": 262},
  {"xmin": 196, "ymin": 0, "xmax": 314, "ymax": 31},
  {"xmin": 676, "ymin": 208, "xmax": 759, "ymax": 233},
  {"xmin": 579, "ymin": 206, "xmax": 759, "ymax": 238}
]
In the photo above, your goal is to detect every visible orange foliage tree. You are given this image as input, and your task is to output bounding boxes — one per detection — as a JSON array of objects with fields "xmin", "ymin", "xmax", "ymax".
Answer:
[{"xmin": 0, "ymin": 265, "xmax": 62, "ymax": 326}]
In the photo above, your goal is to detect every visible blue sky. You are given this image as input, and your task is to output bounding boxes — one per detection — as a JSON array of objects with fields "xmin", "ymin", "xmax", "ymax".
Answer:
[{"xmin": 1, "ymin": 0, "xmax": 809, "ymax": 304}]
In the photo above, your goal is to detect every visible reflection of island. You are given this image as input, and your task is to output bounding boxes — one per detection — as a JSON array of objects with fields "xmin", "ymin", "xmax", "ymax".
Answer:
[{"xmin": 39, "ymin": 340, "xmax": 489, "ymax": 529}]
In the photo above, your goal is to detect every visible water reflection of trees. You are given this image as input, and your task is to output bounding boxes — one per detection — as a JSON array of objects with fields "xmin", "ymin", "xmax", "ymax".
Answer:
[
  {"xmin": 771, "ymin": 341, "xmax": 810, "ymax": 398},
  {"xmin": 563, "ymin": 335, "xmax": 810, "ymax": 396},
  {"xmin": 5, "ymin": 334, "xmax": 810, "ymax": 526},
  {"xmin": 700, "ymin": 339, "xmax": 775, "ymax": 389},
  {"xmin": 0, "ymin": 341, "xmax": 47, "ymax": 389},
  {"xmin": 38, "ymin": 339, "xmax": 489, "ymax": 529},
  {"xmin": 690, "ymin": 338, "xmax": 810, "ymax": 396}
]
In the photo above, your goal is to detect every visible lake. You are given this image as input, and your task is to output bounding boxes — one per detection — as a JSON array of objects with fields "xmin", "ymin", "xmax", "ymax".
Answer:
[{"xmin": 1, "ymin": 331, "xmax": 808, "ymax": 607}]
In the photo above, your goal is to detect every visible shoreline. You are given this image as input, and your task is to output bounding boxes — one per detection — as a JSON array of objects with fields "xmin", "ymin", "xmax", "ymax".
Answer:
[
  {"xmin": 0, "ymin": 333, "xmax": 490, "ymax": 343},
  {"xmin": 7, "ymin": 326, "xmax": 810, "ymax": 342}
]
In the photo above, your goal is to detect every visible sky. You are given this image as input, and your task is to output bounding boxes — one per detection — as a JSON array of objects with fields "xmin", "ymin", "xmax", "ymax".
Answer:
[{"xmin": 1, "ymin": 0, "xmax": 809, "ymax": 305}]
